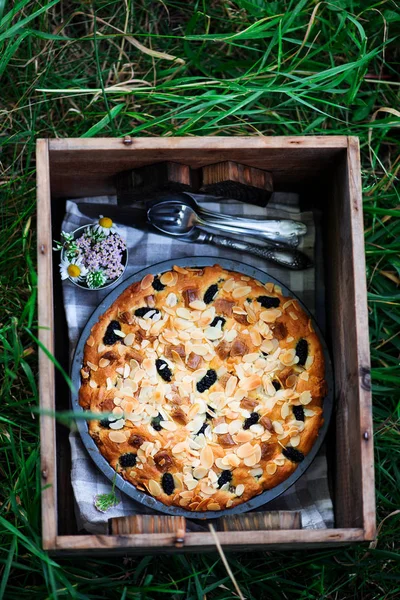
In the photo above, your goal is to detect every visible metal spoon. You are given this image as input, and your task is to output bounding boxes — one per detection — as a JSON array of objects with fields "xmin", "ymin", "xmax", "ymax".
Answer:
[
  {"xmin": 181, "ymin": 193, "xmax": 307, "ymax": 239},
  {"xmin": 147, "ymin": 208, "xmax": 312, "ymax": 270},
  {"xmin": 148, "ymin": 201, "xmax": 303, "ymax": 247}
]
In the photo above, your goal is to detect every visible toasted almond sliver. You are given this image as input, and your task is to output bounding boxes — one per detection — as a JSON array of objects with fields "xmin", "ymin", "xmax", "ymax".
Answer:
[
  {"xmin": 300, "ymin": 390, "xmax": 312, "ymax": 405},
  {"xmin": 305, "ymin": 355, "xmax": 314, "ymax": 369},
  {"xmin": 200, "ymin": 445, "xmax": 214, "ymax": 469},
  {"xmin": 243, "ymin": 353, "xmax": 259, "ymax": 363},
  {"xmin": 89, "ymin": 379, "xmax": 97, "ymax": 389},
  {"xmin": 225, "ymin": 375, "xmax": 237, "ymax": 397},
  {"xmin": 141, "ymin": 273, "xmax": 154, "ymax": 290},
  {"xmin": 87, "ymin": 361, "xmax": 98, "ymax": 371},
  {"xmin": 266, "ymin": 462, "xmax": 277, "ymax": 475},
  {"xmin": 173, "ymin": 265, "xmax": 189, "ymax": 274},
  {"xmin": 207, "ymin": 502, "xmax": 221, "ymax": 511},
  {"xmin": 214, "ymin": 423, "xmax": 229, "ymax": 434},
  {"xmin": 281, "ymin": 402, "xmax": 290, "ymax": 420},
  {"xmin": 112, "ymin": 406, "xmax": 124, "ymax": 416},
  {"xmin": 234, "ymin": 430, "xmax": 253, "ymax": 443},
  {"xmin": 226, "ymin": 498, "xmax": 234, "ymax": 508},
  {"xmin": 124, "ymin": 332, "xmax": 135, "ymax": 346},
  {"xmin": 235, "ymin": 484, "xmax": 245, "ymax": 497},
  {"xmin": 232, "ymin": 306, "xmax": 247, "ymax": 315},
  {"xmin": 232, "ymin": 285, "xmax": 252, "ymax": 299},
  {"xmin": 290, "ymin": 435, "xmax": 301, "ymax": 447},
  {"xmin": 236, "ymin": 442, "xmax": 255, "ymax": 459},
  {"xmin": 304, "ymin": 408, "xmax": 315, "ymax": 417},
  {"xmin": 200, "ymin": 482, "xmax": 215, "ymax": 496},
  {"xmin": 113, "ymin": 329, "xmax": 126, "ymax": 338},
  {"xmin": 250, "ymin": 467, "xmax": 263, "ymax": 477},
  {"xmin": 148, "ymin": 479, "xmax": 162, "ymax": 496},
  {"xmin": 272, "ymin": 420, "xmax": 284, "ymax": 435},
  {"xmin": 109, "ymin": 431, "xmax": 126, "ymax": 443},
  {"xmin": 228, "ymin": 420, "xmax": 242, "ymax": 435},
  {"xmin": 289, "ymin": 311, "xmax": 298, "ymax": 321},
  {"xmin": 222, "ymin": 278, "xmax": 235, "ymax": 292},
  {"xmin": 172, "ymin": 441, "xmax": 187, "ymax": 455},
  {"xmin": 161, "ymin": 420, "xmax": 177, "ymax": 431},
  {"xmin": 239, "ymin": 374, "xmax": 262, "ymax": 391},
  {"xmin": 189, "ymin": 300, "xmax": 206, "ymax": 311},
  {"xmin": 244, "ymin": 454, "xmax": 258, "ymax": 467},
  {"xmin": 250, "ymin": 330, "xmax": 262, "ymax": 346},
  {"xmin": 97, "ymin": 343, "xmax": 106, "ymax": 353},
  {"xmin": 259, "ymin": 309, "xmax": 281, "ymax": 323},
  {"xmin": 193, "ymin": 466, "xmax": 208, "ymax": 480},
  {"xmin": 99, "ymin": 358, "xmax": 110, "ymax": 368},
  {"xmin": 225, "ymin": 329, "xmax": 237, "ymax": 342},
  {"xmin": 177, "ymin": 307, "xmax": 192, "ymax": 320},
  {"xmin": 204, "ymin": 326, "xmax": 224, "ymax": 340},
  {"xmin": 86, "ymin": 336, "xmax": 95, "ymax": 347}
]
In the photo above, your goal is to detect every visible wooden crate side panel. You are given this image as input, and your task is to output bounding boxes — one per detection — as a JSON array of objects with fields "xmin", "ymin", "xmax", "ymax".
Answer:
[
  {"xmin": 37, "ymin": 139, "xmax": 58, "ymax": 549},
  {"xmin": 326, "ymin": 139, "xmax": 374, "ymax": 534},
  {"xmin": 48, "ymin": 136, "xmax": 347, "ymax": 198},
  {"xmin": 54, "ymin": 528, "xmax": 365, "ymax": 553},
  {"xmin": 346, "ymin": 137, "xmax": 375, "ymax": 539}
]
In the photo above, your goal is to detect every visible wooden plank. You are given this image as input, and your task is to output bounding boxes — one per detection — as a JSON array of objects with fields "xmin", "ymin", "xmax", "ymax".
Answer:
[
  {"xmin": 54, "ymin": 529, "xmax": 365, "ymax": 553},
  {"xmin": 346, "ymin": 137, "xmax": 375, "ymax": 540},
  {"xmin": 218, "ymin": 511, "xmax": 301, "ymax": 531},
  {"xmin": 48, "ymin": 137, "xmax": 346, "ymax": 198},
  {"xmin": 37, "ymin": 139, "xmax": 58, "ymax": 550},
  {"xmin": 325, "ymin": 138, "xmax": 375, "ymax": 536},
  {"xmin": 111, "ymin": 515, "xmax": 186, "ymax": 536},
  {"xmin": 48, "ymin": 136, "xmax": 349, "ymax": 152}
]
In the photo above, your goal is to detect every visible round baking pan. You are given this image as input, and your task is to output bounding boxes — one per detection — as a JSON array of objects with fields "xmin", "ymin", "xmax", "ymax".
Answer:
[{"xmin": 71, "ymin": 257, "xmax": 334, "ymax": 520}]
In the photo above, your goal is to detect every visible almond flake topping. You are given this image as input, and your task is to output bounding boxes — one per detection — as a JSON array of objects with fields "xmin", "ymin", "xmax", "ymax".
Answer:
[
  {"xmin": 108, "ymin": 431, "xmax": 126, "ymax": 443},
  {"xmin": 140, "ymin": 273, "xmax": 154, "ymax": 290},
  {"xmin": 232, "ymin": 285, "xmax": 252, "ymax": 299},
  {"xmin": 300, "ymin": 390, "xmax": 312, "ymax": 405},
  {"xmin": 148, "ymin": 479, "xmax": 162, "ymax": 496},
  {"xmin": 200, "ymin": 445, "xmax": 214, "ymax": 469}
]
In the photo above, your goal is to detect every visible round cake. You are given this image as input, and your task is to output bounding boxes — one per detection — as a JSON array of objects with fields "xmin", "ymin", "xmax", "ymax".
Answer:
[{"xmin": 79, "ymin": 264, "xmax": 327, "ymax": 512}]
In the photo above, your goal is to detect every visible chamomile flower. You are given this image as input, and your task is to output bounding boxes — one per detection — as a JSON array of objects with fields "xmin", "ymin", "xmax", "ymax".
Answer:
[
  {"xmin": 59, "ymin": 256, "xmax": 88, "ymax": 282},
  {"xmin": 92, "ymin": 215, "xmax": 118, "ymax": 237}
]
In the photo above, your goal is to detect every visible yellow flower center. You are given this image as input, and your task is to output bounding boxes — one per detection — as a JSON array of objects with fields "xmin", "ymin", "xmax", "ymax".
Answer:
[
  {"xmin": 99, "ymin": 217, "xmax": 113, "ymax": 229},
  {"xmin": 67, "ymin": 264, "xmax": 81, "ymax": 278}
]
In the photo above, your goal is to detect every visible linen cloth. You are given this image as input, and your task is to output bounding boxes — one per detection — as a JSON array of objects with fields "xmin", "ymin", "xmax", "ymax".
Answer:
[{"xmin": 61, "ymin": 193, "xmax": 334, "ymax": 533}]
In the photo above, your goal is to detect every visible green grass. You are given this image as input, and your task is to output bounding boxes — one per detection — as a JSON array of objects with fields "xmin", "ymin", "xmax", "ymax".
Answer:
[{"xmin": 1, "ymin": 0, "xmax": 400, "ymax": 598}]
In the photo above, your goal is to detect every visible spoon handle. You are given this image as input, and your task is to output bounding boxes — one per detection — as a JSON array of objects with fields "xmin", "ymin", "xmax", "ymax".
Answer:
[
  {"xmin": 198, "ymin": 217, "xmax": 300, "ymax": 248},
  {"xmin": 204, "ymin": 233, "xmax": 312, "ymax": 270}
]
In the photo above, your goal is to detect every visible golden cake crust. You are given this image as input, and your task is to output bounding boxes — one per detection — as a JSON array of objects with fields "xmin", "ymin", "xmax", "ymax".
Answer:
[{"xmin": 79, "ymin": 264, "xmax": 326, "ymax": 512}]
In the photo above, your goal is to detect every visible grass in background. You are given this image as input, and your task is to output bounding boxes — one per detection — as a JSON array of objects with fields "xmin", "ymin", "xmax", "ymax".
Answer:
[{"xmin": 1, "ymin": 0, "xmax": 399, "ymax": 598}]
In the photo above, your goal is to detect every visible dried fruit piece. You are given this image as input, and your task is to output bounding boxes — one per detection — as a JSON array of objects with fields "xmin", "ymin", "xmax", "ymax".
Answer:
[
  {"xmin": 282, "ymin": 447, "xmax": 305, "ymax": 463},
  {"xmin": 156, "ymin": 359, "xmax": 172, "ymax": 382},
  {"xmin": 154, "ymin": 451, "xmax": 173, "ymax": 473},
  {"xmin": 161, "ymin": 473, "xmax": 175, "ymax": 495},
  {"xmin": 134, "ymin": 307, "xmax": 160, "ymax": 318},
  {"xmin": 295, "ymin": 338, "xmax": 308, "ymax": 366},
  {"xmin": 128, "ymin": 434, "xmax": 144, "ymax": 448},
  {"xmin": 203, "ymin": 284, "xmax": 219, "ymax": 304},
  {"xmin": 196, "ymin": 369, "xmax": 217, "ymax": 393},
  {"xmin": 210, "ymin": 316, "xmax": 226, "ymax": 329},
  {"xmin": 151, "ymin": 413, "xmax": 163, "ymax": 431},
  {"xmin": 272, "ymin": 380, "xmax": 281, "ymax": 391},
  {"xmin": 243, "ymin": 412, "xmax": 259, "ymax": 430},
  {"xmin": 119, "ymin": 453, "xmax": 137, "ymax": 467},
  {"xmin": 103, "ymin": 320, "xmax": 121, "ymax": 345},
  {"xmin": 100, "ymin": 418, "xmax": 110, "ymax": 428},
  {"xmin": 292, "ymin": 405, "xmax": 305, "ymax": 421},
  {"xmin": 258, "ymin": 295, "xmax": 280, "ymax": 309},
  {"xmin": 153, "ymin": 276, "xmax": 165, "ymax": 291},
  {"xmin": 217, "ymin": 470, "xmax": 232, "ymax": 488}
]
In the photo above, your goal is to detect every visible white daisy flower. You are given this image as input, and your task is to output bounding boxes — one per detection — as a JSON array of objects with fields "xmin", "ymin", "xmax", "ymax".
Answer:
[
  {"xmin": 59, "ymin": 255, "xmax": 88, "ymax": 282},
  {"xmin": 92, "ymin": 215, "xmax": 118, "ymax": 236}
]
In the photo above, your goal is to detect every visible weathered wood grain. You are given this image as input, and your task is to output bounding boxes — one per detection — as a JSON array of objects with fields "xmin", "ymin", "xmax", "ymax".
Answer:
[{"xmin": 37, "ymin": 139, "xmax": 58, "ymax": 550}]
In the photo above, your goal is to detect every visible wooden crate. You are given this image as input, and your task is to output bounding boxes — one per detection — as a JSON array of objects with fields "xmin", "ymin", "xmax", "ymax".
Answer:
[{"xmin": 37, "ymin": 136, "xmax": 375, "ymax": 554}]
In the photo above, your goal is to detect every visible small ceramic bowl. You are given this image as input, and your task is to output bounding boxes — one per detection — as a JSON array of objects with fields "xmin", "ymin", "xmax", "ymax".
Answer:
[{"xmin": 61, "ymin": 224, "xmax": 128, "ymax": 291}]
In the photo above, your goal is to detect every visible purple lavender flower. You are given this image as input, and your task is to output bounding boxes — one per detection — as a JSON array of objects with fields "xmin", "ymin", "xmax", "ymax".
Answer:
[{"xmin": 75, "ymin": 229, "xmax": 126, "ymax": 285}]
